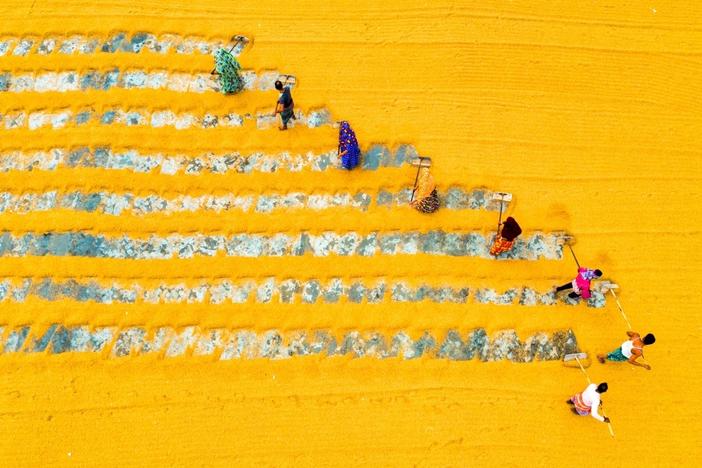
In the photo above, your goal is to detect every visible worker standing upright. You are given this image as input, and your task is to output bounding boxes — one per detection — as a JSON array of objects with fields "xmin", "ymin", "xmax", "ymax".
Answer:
[
  {"xmin": 275, "ymin": 80, "xmax": 296, "ymax": 130},
  {"xmin": 338, "ymin": 121, "xmax": 361, "ymax": 169},
  {"xmin": 409, "ymin": 158, "xmax": 440, "ymax": 214}
]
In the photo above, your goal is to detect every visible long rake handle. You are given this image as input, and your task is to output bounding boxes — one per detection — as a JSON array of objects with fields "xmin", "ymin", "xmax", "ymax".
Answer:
[
  {"xmin": 211, "ymin": 39, "xmax": 244, "ymax": 74},
  {"xmin": 575, "ymin": 356, "xmax": 616, "ymax": 437},
  {"xmin": 567, "ymin": 244, "xmax": 581, "ymax": 268},
  {"xmin": 601, "ymin": 408, "xmax": 616, "ymax": 437},
  {"xmin": 574, "ymin": 356, "xmax": 591, "ymax": 384},
  {"xmin": 608, "ymin": 290, "xmax": 650, "ymax": 365},
  {"xmin": 410, "ymin": 162, "xmax": 422, "ymax": 203},
  {"xmin": 496, "ymin": 197, "xmax": 504, "ymax": 233},
  {"xmin": 609, "ymin": 289, "xmax": 633, "ymax": 330}
]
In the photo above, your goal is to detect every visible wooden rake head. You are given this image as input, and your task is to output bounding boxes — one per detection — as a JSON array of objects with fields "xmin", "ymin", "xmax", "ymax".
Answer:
[
  {"xmin": 563, "ymin": 352, "xmax": 592, "ymax": 369},
  {"xmin": 410, "ymin": 156, "xmax": 432, "ymax": 167}
]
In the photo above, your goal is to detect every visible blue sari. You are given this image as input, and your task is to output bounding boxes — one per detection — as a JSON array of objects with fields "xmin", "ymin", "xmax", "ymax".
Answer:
[{"xmin": 338, "ymin": 121, "xmax": 360, "ymax": 169}]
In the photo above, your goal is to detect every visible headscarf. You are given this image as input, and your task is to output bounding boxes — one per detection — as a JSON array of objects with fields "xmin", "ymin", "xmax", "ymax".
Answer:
[
  {"xmin": 580, "ymin": 269, "xmax": 599, "ymax": 281},
  {"xmin": 500, "ymin": 217, "xmax": 522, "ymax": 241}
]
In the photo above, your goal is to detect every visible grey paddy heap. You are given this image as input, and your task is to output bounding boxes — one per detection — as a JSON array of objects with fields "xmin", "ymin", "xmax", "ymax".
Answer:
[
  {"xmin": 0, "ymin": 324, "xmax": 580, "ymax": 362},
  {"xmin": 0, "ymin": 277, "xmax": 612, "ymax": 307}
]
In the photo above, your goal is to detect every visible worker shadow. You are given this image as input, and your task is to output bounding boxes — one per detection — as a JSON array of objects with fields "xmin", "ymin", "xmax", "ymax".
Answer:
[{"xmin": 547, "ymin": 203, "xmax": 571, "ymax": 224}]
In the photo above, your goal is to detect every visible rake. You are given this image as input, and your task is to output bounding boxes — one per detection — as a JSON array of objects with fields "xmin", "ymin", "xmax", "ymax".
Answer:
[
  {"xmin": 563, "ymin": 352, "xmax": 591, "ymax": 370},
  {"xmin": 276, "ymin": 74, "xmax": 297, "ymax": 87},
  {"xmin": 409, "ymin": 157, "xmax": 432, "ymax": 202},
  {"xmin": 564, "ymin": 352, "xmax": 615, "ymax": 438},
  {"xmin": 560, "ymin": 234, "xmax": 581, "ymax": 268},
  {"xmin": 491, "ymin": 192, "xmax": 513, "ymax": 234}
]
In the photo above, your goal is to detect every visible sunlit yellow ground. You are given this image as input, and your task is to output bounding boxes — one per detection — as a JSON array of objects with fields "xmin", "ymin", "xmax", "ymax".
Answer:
[{"xmin": 0, "ymin": 1, "xmax": 701, "ymax": 466}]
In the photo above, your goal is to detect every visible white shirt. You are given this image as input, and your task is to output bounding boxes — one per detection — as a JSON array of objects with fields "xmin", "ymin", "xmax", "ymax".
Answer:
[
  {"xmin": 621, "ymin": 339, "xmax": 643, "ymax": 359},
  {"xmin": 621, "ymin": 340, "xmax": 635, "ymax": 358},
  {"xmin": 582, "ymin": 383, "xmax": 604, "ymax": 422}
]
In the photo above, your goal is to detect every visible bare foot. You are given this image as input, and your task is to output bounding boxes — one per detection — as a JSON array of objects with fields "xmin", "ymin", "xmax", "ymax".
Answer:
[
  {"xmin": 279, "ymin": 125, "xmax": 288, "ymax": 131},
  {"xmin": 597, "ymin": 354, "xmax": 606, "ymax": 364}
]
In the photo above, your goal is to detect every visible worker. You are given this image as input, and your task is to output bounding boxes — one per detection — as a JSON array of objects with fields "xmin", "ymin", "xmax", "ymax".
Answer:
[
  {"xmin": 274, "ymin": 80, "xmax": 296, "ymax": 130},
  {"xmin": 566, "ymin": 382, "xmax": 611, "ymax": 424},
  {"xmin": 410, "ymin": 164, "xmax": 440, "ymax": 213},
  {"xmin": 555, "ymin": 267, "xmax": 602, "ymax": 300},
  {"xmin": 338, "ymin": 121, "xmax": 361, "ymax": 169},
  {"xmin": 597, "ymin": 331, "xmax": 655, "ymax": 370},
  {"xmin": 489, "ymin": 216, "xmax": 522, "ymax": 256}
]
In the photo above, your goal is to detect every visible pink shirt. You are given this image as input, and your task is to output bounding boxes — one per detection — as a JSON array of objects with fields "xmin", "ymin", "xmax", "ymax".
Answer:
[{"xmin": 573, "ymin": 267, "xmax": 594, "ymax": 299}]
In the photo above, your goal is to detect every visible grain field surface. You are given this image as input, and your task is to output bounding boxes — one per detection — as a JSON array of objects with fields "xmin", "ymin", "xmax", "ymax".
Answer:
[{"xmin": 0, "ymin": 1, "xmax": 700, "ymax": 466}]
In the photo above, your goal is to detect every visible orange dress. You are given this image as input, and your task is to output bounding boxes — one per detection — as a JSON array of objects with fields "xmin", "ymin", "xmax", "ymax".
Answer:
[
  {"xmin": 490, "ymin": 217, "xmax": 521, "ymax": 255},
  {"xmin": 489, "ymin": 237, "xmax": 514, "ymax": 256}
]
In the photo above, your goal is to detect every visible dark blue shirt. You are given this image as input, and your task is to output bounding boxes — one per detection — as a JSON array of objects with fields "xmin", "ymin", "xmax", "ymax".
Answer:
[{"xmin": 278, "ymin": 86, "xmax": 293, "ymax": 109}]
